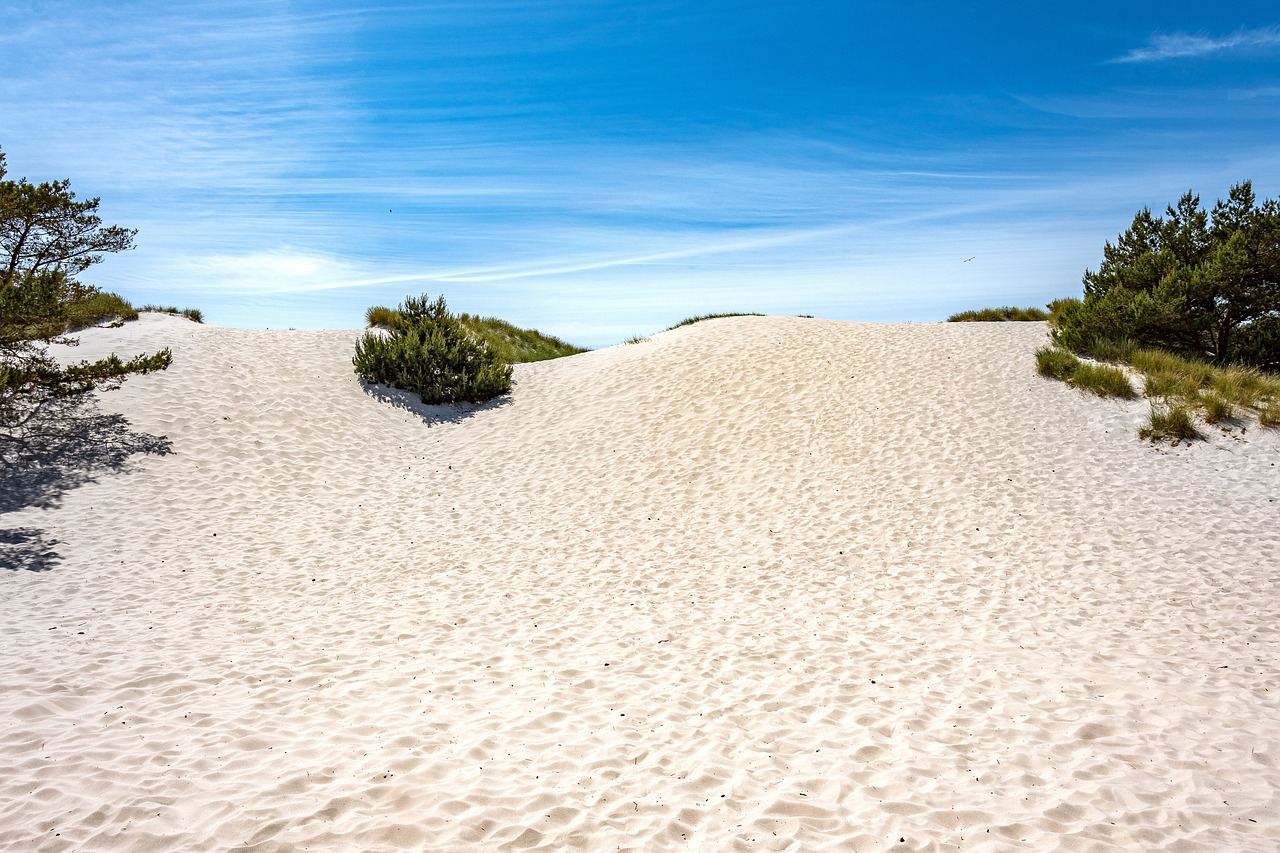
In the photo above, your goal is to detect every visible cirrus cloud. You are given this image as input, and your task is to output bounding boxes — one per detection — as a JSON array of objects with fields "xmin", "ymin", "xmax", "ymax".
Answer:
[{"xmin": 1112, "ymin": 27, "xmax": 1280, "ymax": 63}]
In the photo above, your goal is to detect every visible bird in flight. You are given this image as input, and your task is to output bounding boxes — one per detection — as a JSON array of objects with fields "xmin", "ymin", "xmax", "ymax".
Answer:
[{"xmin": 963, "ymin": 256, "xmax": 975, "ymax": 263}]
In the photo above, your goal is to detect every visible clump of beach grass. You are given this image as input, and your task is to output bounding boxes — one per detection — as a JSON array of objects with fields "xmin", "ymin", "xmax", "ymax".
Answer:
[
  {"xmin": 1139, "ymin": 402, "xmax": 1200, "ymax": 442},
  {"xmin": 365, "ymin": 305, "xmax": 396, "ymax": 328},
  {"xmin": 948, "ymin": 306, "xmax": 1049, "ymax": 322},
  {"xmin": 1198, "ymin": 392, "xmax": 1235, "ymax": 425},
  {"xmin": 1035, "ymin": 347, "xmax": 1080, "ymax": 380},
  {"xmin": 1067, "ymin": 362, "xmax": 1136, "ymax": 399},
  {"xmin": 141, "ymin": 305, "xmax": 203, "ymax": 323}
]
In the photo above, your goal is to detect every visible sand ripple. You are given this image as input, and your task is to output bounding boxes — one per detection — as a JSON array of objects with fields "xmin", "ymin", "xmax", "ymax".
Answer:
[{"xmin": 2, "ymin": 314, "xmax": 1279, "ymax": 851}]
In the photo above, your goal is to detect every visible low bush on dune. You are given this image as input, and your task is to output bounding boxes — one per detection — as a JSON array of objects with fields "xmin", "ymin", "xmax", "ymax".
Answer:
[
  {"xmin": 364, "ymin": 305, "xmax": 585, "ymax": 363},
  {"xmin": 948, "ymin": 306, "xmax": 1049, "ymax": 322},
  {"xmin": 64, "ymin": 291, "xmax": 138, "ymax": 328},
  {"xmin": 353, "ymin": 295, "xmax": 512, "ymax": 404},
  {"xmin": 141, "ymin": 305, "xmax": 203, "ymax": 323}
]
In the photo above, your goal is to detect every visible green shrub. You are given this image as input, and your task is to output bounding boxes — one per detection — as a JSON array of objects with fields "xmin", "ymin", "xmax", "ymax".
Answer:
[
  {"xmin": 64, "ymin": 291, "xmax": 138, "ymax": 328},
  {"xmin": 1035, "ymin": 347, "xmax": 1080, "ymax": 380},
  {"xmin": 1067, "ymin": 362, "xmax": 1136, "ymax": 399},
  {"xmin": 353, "ymin": 295, "xmax": 512, "ymax": 404},
  {"xmin": 1139, "ymin": 402, "xmax": 1200, "ymax": 442},
  {"xmin": 947, "ymin": 306, "xmax": 1049, "ymax": 322},
  {"xmin": 1087, "ymin": 337, "xmax": 1138, "ymax": 364},
  {"xmin": 366, "ymin": 305, "xmax": 396, "ymax": 328}
]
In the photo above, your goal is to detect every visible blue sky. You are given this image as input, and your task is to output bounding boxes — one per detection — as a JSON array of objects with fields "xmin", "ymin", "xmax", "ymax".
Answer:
[{"xmin": 2, "ymin": 1, "xmax": 1278, "ymax": 346}]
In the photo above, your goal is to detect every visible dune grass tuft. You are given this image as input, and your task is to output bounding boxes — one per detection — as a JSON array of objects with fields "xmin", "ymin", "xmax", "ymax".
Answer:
[
  {"xmin": 1199, "ymin": 392, "xmax": 1235, "ymax": 424},
  {"xmin": 666, "ymin": 312, "xmax": 764, "ymax": 330},
  {"xmin": 141, "ymin": 305, "xmax": 203, "ymax": 323},
  {"xmin": 1035, "ymin": 347, "xmax": 1080, "ymax": 380},
  {"xmin": 365, "ymin": 305, "xmax": 396, "ymax": 328},
  {"xmin": 948, "ymin": 306, "xmax": 1049, "ymax": 322},
  {"xmin": 1260, "ymin": 402, "xmax": 1280, "ymax": 429},
  {"xmin": 1139, "ymin": 402, "xmax": 1200, "ymax": 442},
  {"xmin": 1067, "ymin": 362, "xmax": 1136, "ymax": 399},
  {"xmin": 456, "ymin": 314, "xmax": 588, "ymax": 363}
]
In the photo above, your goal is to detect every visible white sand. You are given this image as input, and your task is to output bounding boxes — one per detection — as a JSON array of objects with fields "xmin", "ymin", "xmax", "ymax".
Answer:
[{"xmin": 2, "ymin": 312, "xmax": 1279, "ymax": 852}]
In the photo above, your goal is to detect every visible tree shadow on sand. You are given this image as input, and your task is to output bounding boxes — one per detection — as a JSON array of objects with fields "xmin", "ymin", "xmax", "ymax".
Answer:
[
  {"xmin": 361, "ymin": 380, "xmax": 513, "ymax": 426},
  {"xmin": 1, "ymin": 396, "xmax": 172, "ymax": 571}
]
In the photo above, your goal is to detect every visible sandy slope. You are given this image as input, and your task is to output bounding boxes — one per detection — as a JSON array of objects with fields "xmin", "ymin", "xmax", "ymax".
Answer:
[{"xmin": 2, "ymin": 312, "xmax": 1279, "ymax": 852}]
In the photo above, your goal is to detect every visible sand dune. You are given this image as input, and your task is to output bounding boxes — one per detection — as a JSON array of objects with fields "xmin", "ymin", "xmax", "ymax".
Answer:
[{"xmin": 2, "ymin": 313, "xmax": 1279, "ymax": 851}]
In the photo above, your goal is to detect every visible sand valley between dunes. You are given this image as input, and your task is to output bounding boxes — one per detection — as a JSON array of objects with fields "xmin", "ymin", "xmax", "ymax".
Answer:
[{"xmin": 2, "ymin": 313, "xmax": 1279, "ymax": 852}]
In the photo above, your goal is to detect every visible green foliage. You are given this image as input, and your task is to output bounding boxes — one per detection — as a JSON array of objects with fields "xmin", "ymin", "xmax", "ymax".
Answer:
[
  {"xmin": 140, "ymin": 305, "xmax": 203, "ymax": 323},
  {"xmin": 67, "ymin": 292, "xmax": 138, "ymax": 328},
  {"xmin": 366, "ymin": 305, "xmax": 396, "ymax": 328},
  {"xmin": 1, "ymin": 270, "xmax": 170, "ymax": 433},
  {"xmin": 1054, "ymin": 182, "xmax": 1280, "ymax": 369},
  {"xmin": 1209, "ymin": 364, "xmax": 1275, "ymax": 408},
  {"xmin": 1, "ymin": 152, "xmax": 136, "ymax": 289},
  {"xmin": 666, "ymin": 312, "xmax": 764, "ymax": 330},
  {"xmin": 1067, "ymin": 362, "xmax": 1136, "ymax": 399},
  {"xmin": 947, "ymin": 306, "xmax": 1050, "ymax": 322},
  {"xmin": 1035, "ymin": 347, "xmax": 1080, "ymax": 380},
  {"xmin": 361, "ymin": 305, "xmax": 583, "ymax": 362},
  {"xmin": 1199, "ymin": 392, "xmax": 1235, "ymax": 424},
  {"xmin": 2, "ymin": 148, "xmax": 168, "ymax": 440},
  {"xmin": 353, "ymin": 295, "xmax": 512, "ymax": 404},
  {"xmin": 1139, "ymin": 402, "xmax": 1200, "ymax": 442},
  {"xmin": 1260, "ymin": 402, "xmax": 1280, "ymax": 429},
  {"xmin": 456, "ymin": 313, "xmax": 587, "ymax": 363}
]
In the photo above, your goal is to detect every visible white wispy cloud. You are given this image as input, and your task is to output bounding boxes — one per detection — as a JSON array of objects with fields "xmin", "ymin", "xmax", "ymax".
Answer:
[{"xmin": 1112, "ymin": 27, "xmax": 1280, "ymax": 63}]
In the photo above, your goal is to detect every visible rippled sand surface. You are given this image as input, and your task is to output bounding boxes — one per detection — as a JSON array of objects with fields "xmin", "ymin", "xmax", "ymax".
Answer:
[{"xmin": 2, "ymin": 313, "xmax": 1279, "ymax": 851}]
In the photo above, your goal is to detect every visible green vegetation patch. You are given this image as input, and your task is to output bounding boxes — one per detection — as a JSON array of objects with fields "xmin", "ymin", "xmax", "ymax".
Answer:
[
  {"xmin": 948, "ymin": 306, "xmax": 1049, "ymax": 322},
  {"xmin": 665, "ymin": 312, "xmax": 764, "ymax": 330},
  {"xmin": 141, "ymin": 305, "xmax": 203, "ymax": 323},
  {"xmin": 354, "ymin": 295, "xmax": 512, "ymax": 405},
  {"xmin": 1139, "ymin": 402, "xmax": 1200, "ymax": 442},
  {"xmin": 1035, "ymin": 346, "xmax": 1080, "ymax": 380},
  {"xmin": 1067, "ymin": 362, "xmax": 1136, "ymax": 399},
  {"xmin": 65, "ymin": 291, "xmax": 138, "ymax": 328},
  {"xmin": 456, "ymin": 313, "xmax": 587, "ymax": 363},
  {"xmin": 364, "ymin": 305, "xmax": 585, "ymax": 364}
]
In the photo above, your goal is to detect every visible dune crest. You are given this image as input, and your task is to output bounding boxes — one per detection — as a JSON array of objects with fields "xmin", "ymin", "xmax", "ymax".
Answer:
[{"xmin": 2, "ymin": 313, "xmax": 1278, "ymax": 851}]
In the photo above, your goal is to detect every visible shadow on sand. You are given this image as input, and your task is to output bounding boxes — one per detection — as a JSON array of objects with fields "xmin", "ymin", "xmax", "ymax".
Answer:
[
  {"xmin": 1, "ymin": 396, "xmax": 172, "ymax": 571},
  {"xmin": 361, "ymin": 381, "xmax": 513, "ymax": 426}
]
